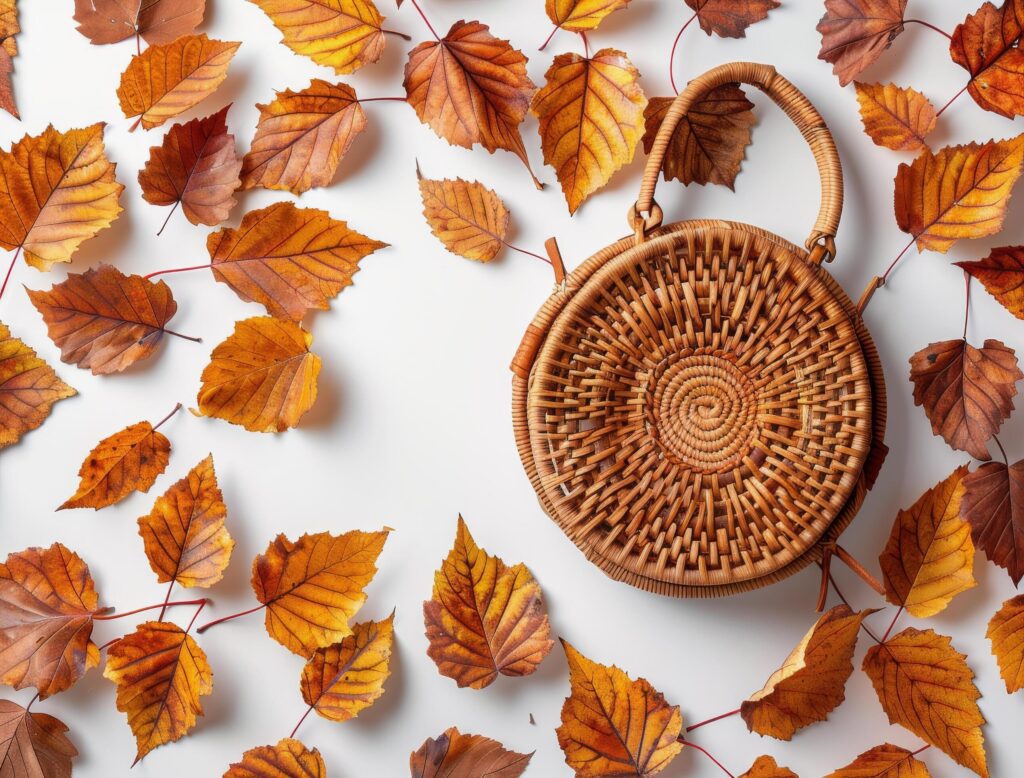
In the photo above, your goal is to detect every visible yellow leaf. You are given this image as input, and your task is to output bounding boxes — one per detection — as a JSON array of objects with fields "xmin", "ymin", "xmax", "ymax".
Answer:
[
  {"xmin": 855, "ymin": 82, "xmax": 936, "ymax": 152},
  {"xmin": 825, "ymin": 743, "xmax": 931, "ymax": 777},
  {"xmin": 225, "ymin": 738, "xmax": 326, "ymax": 777},
  {"xmin": 546, "ymin": 0, "xmax": 630, "ymax": 32},
  {"xmin": 740, "ymin": 755, "xmax": 798, "ymax": 778},
  {"xmin": 987, "ymin": 593, "xmax": 1024, "ymax": 693},
  {"xmin": 417, "ymin": 171, "xmax": 510, "ymax": 262}
]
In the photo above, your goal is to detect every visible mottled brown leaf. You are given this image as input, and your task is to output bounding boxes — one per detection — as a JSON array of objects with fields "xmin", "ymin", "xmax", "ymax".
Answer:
[
  {"xmin": 950, "ymin": 1, "xmax": 1024, "ymax": 119},
  {"xmin": 685, "ymin": 0, "xmax": 779, "ymax": 38},
  {"xmin": 961, "ymin": 459, "xmax": 1024, "ymax": 585},
  {"xmin": 817, "ymin": 0, "xmax": 907, "ymax": 85},
  {"xmin": 0, "ymin": 699, "xmax": 76, "ymax": 778},
  {"xmin": 957, "ymin": 246, "xmax": 1024, "ymax": 320},
  {"xmin": 74, "ymin": 0, "xmax": 206, "ymax": 46},
  {"xmin": 410, "ymin": 727, "xmax": 531, "ymax": 778},
  {"xmin": 0, "ymin": 0, "xmax": 17, "ymax": 118}
]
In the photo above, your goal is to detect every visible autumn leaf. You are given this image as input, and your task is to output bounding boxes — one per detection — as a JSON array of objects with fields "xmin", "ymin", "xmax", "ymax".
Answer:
[
  {"xmin": 880, "ymin": 465, "xmax": 976, "ymax": 618},
  {"xmin": 417, "ymin": 170, "xmax": 510, "ymax": 262},
  {"xmin": 546, "ymin": 0, "xmax": 630, "ymax": 32},
  {"xmin": 0, "ymin": 544, "xmax": 100, "ymax": 699},
  {"xmin": 740, "ymin": 756, "xmax": 798, "ymax": 778},
  {"xmin": 863, "ymin": 628, "xmax": 988, "ymax": 777},
  {"xmin": 0, "ymin": 123, "xmax": 123, "ymax": 271},
  {"xmin": 557, "ymin": 640, "xmax": 683, "ymax": 776},
  {"xmin": 74, "ymin": 0, "xmax": 206, "ymax": 46},
  {"xmin": 855, "ymin": 82, "xmax": 936, "ymax": 152},
  {"xmin": 404, "ymin": 20, "xmax": 539, "ymax": 187},
  {"xmin": 423, "ymin": 516, "xmax": 553, "ymax": 689},
  {"xmin": 27, "ymin": 265, "xmax": 179, "ymax": 375},
  {"xmin": 950, "ymin": 1, "xmax": 1024, "ymax": 119},
  {"xmin": 241, "ymin": 80, "xmax": 367, "ymax": 194},
  {"xmin": 117, "ymin": 34, "xmax": 240, "ymax": 131},
  {"xmin": 207, "ymin": 202, "xmax": 386, "ymax": 322},
  {"xmin": 817, "ymin": 0, "xmax": 907, "ymax": 85},
  {"xmin": 410, "ymin": 727, "xmax": 532, "ymax": 778},
  {"xmin": 138, "ymin": 104, "xmax": 242, "ymax": 230},
  {"xmin": 532, "ymin": 49, "xmax": 646, "ymax": 214},
  {"xmin": 0, "ymin": 0, "xmax": 17, "ymax": 118},
  {"xmin": 225, "ymin": 738, "xmax": 326, "ymax": 778},
  {"xmin": 741, "ymin": 605, "xmax": 873, "ymax": 740},
  {"xmin": 895, "ymin": 136, "xmax": 1024, "ymax": 253},
  {"xmin": 908, "ymin": 339, "xmax": 1021, "ymax": 460},
  {"xmin": 961, "ymin": 459, "xmax": 1024, "ymax": 585},
  {"xmin": 642, "ymin": 85, "xmax": 754, "ymax": 188},
  {"xmin": 957, "ymin": 246, "xmax": 1024, "ymax": 320},
  {"xmin": 196, "ymin": 316, "xmax": 321, "ymax": 432},
  {"xmin": 987, "ymin": 594, "xmax": 1024, "ymax": 693},
  {"xmin": 684, "ymin": 0, "xmax": 779, "ymax": 38},
  {"xmin": 0, "ymin": 699, "xmax": 77, "ymax": 777},
  {"xmin": 104, "ymin": 621, "xmax": 212, "ymax": 763},
  {"xmin": 824, "ymin": 743, "xmax": 930, "ymax": 777},
  {"xmin": 0, "ymin": 321, "xmax": 76, "ymax": 451}
]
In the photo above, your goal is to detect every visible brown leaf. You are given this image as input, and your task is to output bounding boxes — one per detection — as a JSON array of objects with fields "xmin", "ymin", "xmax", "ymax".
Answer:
[
  {"xmin": 207, "ymin": 202, "xmax": 386, "ymax": 322},
  {"xmin": 642, "ymin": 85, "xmax": 754, "ymax": 188},
  {"xmin": 0, "ymin": 699, "xmax": 77, "ymax": 777},
  {"xmin": 817, "ymin": 0, "xmax": 907, "ymax": 85},
  {"xmin": 987, "ymin": 593, "xmax": 1024, "ymax": 693},
  {"xmin": 951, "ymin": 1, "xmax": 1024, "ymax": 119},
  {"xmin": 27, "ymin": 265, "xmax": 178, "ymax": 375},
  {"xmin": 957, "ymin": 246, "xmax": 1024, "ymax": 320},
  {"xmin": 423, "ymin": 516, "xmax": 553, "ymax": 689},
  {"xmin": 961, "ymin": 459, "xmax": 1024, "ymax": 585},
  {"xmin": 546, "ymin": 0, "xmax": 630, "ymax": 32},
  {"xmin": 241, "ymin": 80, "xmax": 367, "ymax": 194},
  {"xmin": 0, "ymin": 321, "xmax": 76, "ymax": 451},
  {"xmin": 855, "ymin": 82, "xmax": 936, "ymax": 152},
  {"xmin": 139, "ymin": 104, "xmax": 242, "ymax": 229},
  {"xmin": 908, "ymin": 339, "xmax": 1021, "ymax": 460},
  {"xmin": 225, "ymin": 738, "xmax": 325, "ymax": 778},
  {"xmin": 417, "ymin": 171, "xmax": 510, "ymax": 262},
  {"xmin": 0, "ymin": 0, "xmax": 17, "ymax": 118},
  {"xmin": 532, "ymin": 49, "xmax": 646, "ymax": 214},
  {"xmin": 74, "ymin": 0, "xmax": 206, "ymax": 46},
  {"xmin": 404, "ymin": 20, "xmax": 538, "ymax": 187},
  {"xmin": 880, "ymin": 465, "xmax": 976, "ymax": 617},
  {"xmin": 557, "ymin": 640, "xmax": 683, "ymax": 776},
  {"xmin": 684, "ymin": 0, "xmax": 779, "ymax": 38},
  {"xmin": 741, "ymin": 605, "xmax": 872, "ymax": 740},
  {"xmin": 0, "ymin": 544, "xmax": 100, "ymax": 699},
  {"xmin": 825, "ymin": 743, "xmax": 930, "ymax": 777},
  {"xmin": 740, "ymin": 756, "xmax": 798, "ymax": 778},
  {"xmin": 410, "ymin": 727, "xmax": 532, "ymax": 778},
  {"xmin": 862, "ymin": 628, "xmax": 987, "ymax": 777}
]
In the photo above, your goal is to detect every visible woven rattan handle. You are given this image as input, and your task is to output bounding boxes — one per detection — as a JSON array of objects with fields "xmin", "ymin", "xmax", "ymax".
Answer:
[{"xmin": 632, "ymin": 62, "xmax": 843, "ymax": 262}]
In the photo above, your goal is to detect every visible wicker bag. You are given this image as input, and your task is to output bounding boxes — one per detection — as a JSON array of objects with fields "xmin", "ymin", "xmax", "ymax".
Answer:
[{"xmin": 511, "ymin": 62, "xmax": 887, "ymax": 598}]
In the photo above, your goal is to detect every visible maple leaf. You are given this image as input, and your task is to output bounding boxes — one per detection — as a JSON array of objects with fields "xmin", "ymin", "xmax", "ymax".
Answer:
[
  {"xmin": 207, "ymin": 202, "xmax": 387, "ymax": 322},
  {"xmin": 73, "ymin": 0, "xmax": 206, "ymax": 46},
  {"xmin": 739, "ymin": 756, "xmax": 798, "ymax": 778},
  {"xmin": 741, "ymin": 605, "xmax": 873, "ymax": 740},
  {"xmin": 117, "ymin": 34, "xmax": 240, "ymax": 131},
  {"xmin": 196, "ymin": 316, "xmax": 321, "ymax": 432},
  {"xmin": 817, "ymin": 0, "xmax": 907, "ymax": 85},
  {"xmin": 0, "ymin": 0, "xmax": 17, "ymax": 118},
  {"xmin": 0, "ymin": 698, "xmax": 77, "ymax": 777},
  {"xmin": 879, "ymin": 465, "xmax": 976, "ymax": 617},
  {"xmin": 410, "ymin": 727, "xmax": 532, "ymax": 778},
  {"xmin": 685, "ymin": 0, "xmax": 779, "ymax": 38},
  {"xmin": 0, "ymin": 544, "xmax": 101, "ymax": 699},
  {"xmin": 855, "ymin": 82, "xmax": 936, "ymax": 152},
  {"xmin": 642, "ymin": 84, "xmax": 754, "ymax": 189},
  {"xmin": 532, "ymin": 49, "xmax": 647, "ymax": 214},
  {"xmin": 417, "ymin": 171, "xmax": 510, "ymax": 262},
  {"xmin": 824, "ymin": 743, "xmax": 930, "ymax": 777},
  {"xmin": 225, "ymin": 738, "xmax": 325, "ymax": 778},
  {"xmin": 895, "ymin": 136, "xmax": 1024, "ymax": 253},
  {"xmin": 863, "ymin": 628, "xmax": 988, "ymax": 777},
  {"xmin": 546, "ymin": 0, "xmax": 630, "ymax": 32},
  {"xmin": 423, "ymin": 516, "xmax": 553, "ymax": 689},
  {"xmin": 27, "ymin": 265, "xmax": 178, "ymax": 375},
  {"xmin": 241, "ymin": 80, "xmax": 367, "ymax": 194},
  {"xmin": 138, "ymin": 104, "xmax": 242, "ymax": 230},
  {"xmin": 0, "ymin": 124, "xmax": 123, "ymax": 271},
  {"xmin": 0, "ymin": 321, "xmax": 76, "ymax": 451},
  {"xmin": 104, "ymin": 621, "xmax": 213, "ymax": 763},
  {"xmin": 908, "ymin": 339, "xmax": 1021, "ymax": 460},
  {"xmin": 404, "ymin": 20, "xmax": 539, "ymax": 188},
  {"xmin": 557, "ymin": 640, "xmax": 683, "ymax": 777},
  {"xmin": 961, "ymin": 459, "xmax": 1024, "ymax": 584},
  {"xmin": 950, "ymin": 1, "xmax": 1024, "ymax": 119},
  {"xmin": 987, "ymin": 594, "xmax": 1024, "ymax": 693},
  {"xmin": 957, "ymin": 246, "xmax": 1024, "ymax": 320}
]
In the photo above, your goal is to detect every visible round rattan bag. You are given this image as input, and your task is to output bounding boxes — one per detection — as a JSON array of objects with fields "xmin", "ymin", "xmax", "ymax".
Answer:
[{"xmin": 511, "ymin": 62, "xmax": 887, "ymax": 598}]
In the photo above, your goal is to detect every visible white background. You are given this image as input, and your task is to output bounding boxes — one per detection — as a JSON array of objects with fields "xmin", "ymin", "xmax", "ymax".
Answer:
[{"xmin": 2, "ymin": 1, "xmax": 1023, "ymax": 776}]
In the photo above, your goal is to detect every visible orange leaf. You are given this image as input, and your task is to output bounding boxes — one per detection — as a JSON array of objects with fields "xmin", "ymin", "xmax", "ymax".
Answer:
[
  {"xmin": 241, "ymin": 80, "xmax": 367, "ymax": 194},
  {"xmin": 423, "ymin": 516, "xmax": 553, "ymax": 689},
  {"xmin": 0, "ymin": 123, "xmax": 123, "ymax": 271},
  {"xmin": 546, "ymin": 0, "xmax": 630, "ymax": 32},
  {"xmin": 410, "ymin": 727, "xmax": 532, "ymax": 778},
  {"xmin": 957, "ymin": 246, "xmax": 1024, "ymax": 320},
  {"xmin": 684, "ymin": 0, "xmax": 779, "ymax": 38},
  {"xmin": 532, "ymin": 48, "xmax": 646, "ymax": 214},
  {"xmin": 0, "ymin": 543, "xmax": 101, "ymax": 699},
  {"xmin": 0, "ymin": 0, "xmax": 17, "ymax": 118},
  {"xmin": 103, "ymin": 621, "xmax": 213, "ymax": 763},
  {"xmin": 225, "ymin": 738, "xmax": 326, "ymax": 778},
  {"xmin": 741, "ymin": 605, "xmax": 873, "ymax": 740},
  {"xmin": 908, "ymin": 339, "xmax": 1021, "ymax": 460},
  {"xmin": 862, "ymin": 628, "xmax": 988, "ymax": 777},
  {"xmin": 0, "ymin": 321, "xmax": 76, "ymax": 450},
  {"xmin": 117, "ymin": 34, "xmax": 239, "ymax": 131},
  {"xmin": 740, "ymin": 756, "xmax": 798, "ymax": 778},
  {"xmin": 208, "ymin": 202, "xmax": 386, "ymax": 322},
  {"xmin": 417, "ymin": 171, "xmax": 510, "ymax": 262},
  {"xmin": 74, "ymin": 0, "xmax": 206, "ymax": 46},
  {"xmin": 557, "ymin": 640, "xmax": 683, "ymax": 776},
  {"xmin": 196, "ymin": 316, "xmax": 321, "ymax": 432},
  {"xmin": 824, "ymin": 743, "xmax": 930, "ymax": 777},
  {"xmin": 855, "ymin": 82, "xmax": 936, "ymax": 152},
  {"xmin": 0, "ymin": 698, "xmax": 77, "ymax": 777},
  {"xmin": 251, "ymin": 529, "xmax": 388, "ymax": 656},
  {"xmin": 27, "ymin": 265, "xmax": 178, "ymax": 375},
  {"xmin": 951, "ymin": 1, "xmax": 1024, "ymax": 119},
  {"xmin": 987, "ymin": 593, "xmax": 1024, "ymax": 693},
  {"xmin": 817, "ymin": 0, "xmax": 907, "ymax": 85},
  {"xmin": 961, "ymin": 459, "xmax": 1024, "ymax": 585}
]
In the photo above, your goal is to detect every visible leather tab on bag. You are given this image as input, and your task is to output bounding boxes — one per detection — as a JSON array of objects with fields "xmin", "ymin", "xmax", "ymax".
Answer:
[
  {"xmin": 546, "ymin": 237, "xmax": 566, "ymax": 285},
  {"xmin": 511, "ymin": 325, "xmax": 545, "ymax": 380}
]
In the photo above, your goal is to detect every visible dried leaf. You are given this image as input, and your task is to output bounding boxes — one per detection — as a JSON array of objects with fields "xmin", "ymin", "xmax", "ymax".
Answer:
[
  {"xmin": 957, "ymin": 246, "xmax": 1024, "ymax": 320},
  {"xmin": 410, "ymin": 727, "xmax": 531, "ymax": 778},
  {"xmin": 855, "ymin": 82, "xmax": 936, "ymax": 152},
  {"xmin": 417, "ymin": 171, "xmax": 510, "ymax": 262},
  {"xmin": 104, "ymin": 621, "xmax": 212, "ymax": 763},
  {"xmin": 0, "ymin": 544, "xmax": 100, "ymax": 699},
  {"xmin": 300, "ymin": 612, "xmax": 394, "ymax": 722},
  {"xmin": 532, "ymin": 48, "xmax": 646, "ymax": 214},
  {"xmin": 241, "ymin": 80, "xmax": 367, "ymax": 194},
  {"xmin": 817, "ymin": 0, "xmax": 907, "ymax": 85},
  {"xmin": 117, "ymin": 34, "xmax": 240, "ymax": 131},
  {"xmin": 0, "ymin": 321, "xmax": 76, "ymax": 451},
  {"xmin": 0, "ymin": 699, "xmax": 76, "ymax": 777},
  {"xmin": 251, "ymin": 529, "xmax": 388, "ymax": 657},
  {"xmin": 208, "ymin": 202, "xmax": 386, "ymax": 322},
  {"xmin": 908, "ymin": 339, "xmax": 1021, "ymax": 460},
  {"xmin": 987, "ymin": 593, "xmax": 1024, "ymax": 693},
  {"xmin": 0, "ymin": 123, "xmax": 123, "ymax": 271},
  {"xmin": 880, "ymin": 466, "xmax": 976, "ymax": 618},
  {"xmin": 138, "ymin": 454, "xmax": 234, "ymax": 589},
  {"xmin": 863, "ymin": 628, "xmax": 987, "ymax": 777},
  {"xmin": 224, "ymin": 738, "xmax": 326, "ymax": 778},
  {"xmin": 741, "ymin": 605, "xmax": 872, "ymax": 740},
  {"xmin": 740, "ymin": 756, "xmax": 798, "ymax": 778},
  {"xmin": 825, "ymin": 744, "xmax": 930, "ymax": 777},
  {"xmin": 557, "ymin": 640, "xmax": 682, "ymax": 777},
  {"xmin": 545, "ymin": 0, "xmax": 630, "ymax": 32},
  {"xmin": 74, "ymin": 0, "xmax": 206, "ymax": 46},
  {"xmin": 424, "ymin": 516, "xmax": 553, "ymax": 689},
  {"xmin": 0, "ymin": 0, "xmax": 17, "ymax": 118},
  {"xmin": 950, "ymin": 1, "xmax": 1024, "ymax": 119},
  {"xmin": 684, "ymin": 0, "xmax": 779, "ymax": 38},
  {"xmin": 138, "ymin": 104, "xmax": 242, "ymax": 229},
  {"xmin": 196, "ymin": 316, "xmax": 321, "ymax": 432},
  {"xmin": 27, "ymin": 265, "xmax": 177, "ymax": 375},
  {"xmin": 961, "ymin": 459, "xmax": 1024, "ymax": 585}
]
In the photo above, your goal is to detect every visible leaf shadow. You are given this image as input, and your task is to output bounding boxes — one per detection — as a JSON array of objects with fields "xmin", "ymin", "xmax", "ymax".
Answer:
[
  {"xmin": 337, "ymin": 118, "xmax": 385, "ymax": 184},
  {"xmin": 298, "ymin": 358, "xmax": 343, "ymax": 431}
]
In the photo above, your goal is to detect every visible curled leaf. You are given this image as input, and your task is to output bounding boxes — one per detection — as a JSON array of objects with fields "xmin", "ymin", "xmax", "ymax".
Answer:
[
  {"xmin": 987, "ymin": 594, "xmax": 1024, "ymax": 693},
  {"xmin": 855, "ymin": 82, "xmax": 936, "ymax": 152},
  {"xmin": 0, "ymin": 698, "xmax": 77, "ymax": 777},
  {"xmin": 685, "ymin": 0, "xmax": 779, "ymax": 38},
  {"xmin": 957, "ymin": 246, "xmax": 1024, "ymax": 320},
  {"xmin": 950, "ymin": 1, "xmax": 1024, "ymax": 119},
  {"xmin": 546, "ymin": 0, "xmax": 630, "ymax": 32},
  {"xmin": 417, "ymin": 171, "xmax": 509, "ymax": 262},
  {"xmin": 225, "ymin": 738, "xmax": 326, "ymax": 778},
  {"xmin": 824, "ymin": 743, "xmax": 930, "ymax": 777},
  {"xmin": 740, "ymin": 756, "xmax": 798, "ymax": 778},
  {"xmin": 74, "ymin": 0, "xmax": 206, "ymax": 46},
  {"xmin": 817, "ymin": 0, "xmax": 907, "ymax": 85},
  {"xmin": 961, "ymin": 459, "xmax": 1024, "ymax": 585},
  {"xmin": 410, "ymin": 727, "xmax": 532, "ymax": 778}
]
